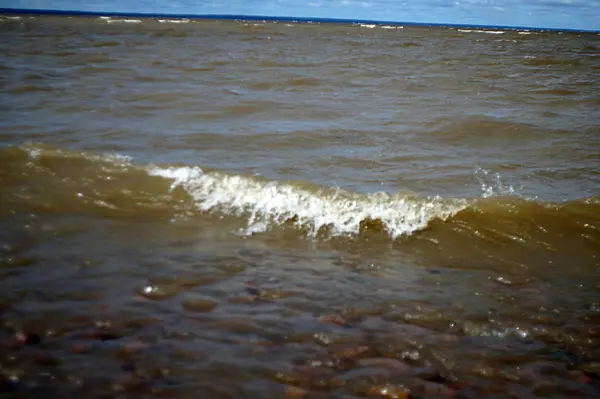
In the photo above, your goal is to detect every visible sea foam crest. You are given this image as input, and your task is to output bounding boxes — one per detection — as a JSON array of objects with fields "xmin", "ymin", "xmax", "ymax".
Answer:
[
  {"xmin": 107, "ymin": 19, "xmax": 142, "ymax": 24},
  {"xmin": 158, "ymin": 19, "xmax": 190, "ymax": 24},
  {"xmin": 148, "ymin": 166, "xmax": 468, "ymax": 238},
  {"xmin": 458, "ymin": 29, "xmax": 505, "ymax": 34}
]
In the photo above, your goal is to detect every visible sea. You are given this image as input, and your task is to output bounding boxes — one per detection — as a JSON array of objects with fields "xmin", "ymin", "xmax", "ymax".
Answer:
[{"xmin": 1, "ymin": 12, "xmax": 599, "ymax": 399}]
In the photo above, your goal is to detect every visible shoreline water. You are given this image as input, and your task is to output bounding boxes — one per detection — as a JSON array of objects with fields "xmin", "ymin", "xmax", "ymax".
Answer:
[
  {"xmin": 2, "ymin": 14, "xmax": 599, "ymax": 398},
  {"xmin": 1, "ymin": 7, "xmax": 599, "ymax": 33}
]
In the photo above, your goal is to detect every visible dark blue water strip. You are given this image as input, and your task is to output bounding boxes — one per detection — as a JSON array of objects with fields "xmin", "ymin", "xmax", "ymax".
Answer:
[{"xmin": 1, "ymin": 7, "xmax": 597, "ymax": 33}]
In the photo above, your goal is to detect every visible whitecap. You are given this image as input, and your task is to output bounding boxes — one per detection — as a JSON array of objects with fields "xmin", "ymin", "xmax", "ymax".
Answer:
[
  {"xmin": 148, "ymin": 166, "xmax": 468, "ymax": 239},
  {"xmin": 459, "ymin": 29, "xmax": 505, "ymax": 34},
  {"xmin": 158, "ymin": 19, "xmax": 190, "ymax": 24},
  {"xmin": 107, "ymin": 19, "xmax": 142, "ymax": 24}
]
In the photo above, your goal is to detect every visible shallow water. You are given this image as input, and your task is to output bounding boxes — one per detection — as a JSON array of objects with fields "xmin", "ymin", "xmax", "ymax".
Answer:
[{"xmin": 1, "ymin": 14, "xmax": 600, "ymax": 398}]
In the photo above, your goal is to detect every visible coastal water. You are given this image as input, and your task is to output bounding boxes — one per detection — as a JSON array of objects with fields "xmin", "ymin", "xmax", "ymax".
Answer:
[{"xmin": 1, "ymin": 14, "xmax": 599, "ymax": 398}]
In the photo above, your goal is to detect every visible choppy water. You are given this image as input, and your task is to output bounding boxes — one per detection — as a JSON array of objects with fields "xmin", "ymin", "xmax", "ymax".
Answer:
[{"xmin": 1, "ymin": 14, "xmax": 600, "ymax": 399}]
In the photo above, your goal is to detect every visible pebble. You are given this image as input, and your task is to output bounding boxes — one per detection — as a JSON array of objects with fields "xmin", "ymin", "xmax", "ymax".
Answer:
[
  {"xmin": 318, "ymin": 314, "xmax": 352, "ymax": 328},
  {"xmin": 358, "ymin": 358, "xmax": 414, "ymax": 376},
  {"xmin": 120, "ymin": 340, "xmax": 149, "ymax": 354},
  {"xmin": 71, "ymin": 344, "xmax": 89, "ymax": 354},
  {"xmin": 243, "ymin": 286, "xmax": 294, "ymax": 300},
  {"xmin": 364, "ymin": 384, "xmax": 410, "ymax": 399},
  {"xmin": 276, "ymin": 366, "xmax": 338, "ymax": 389},
  {"xmin": 230, "ymin": 295, "xmax": 261, "ymax": 304},
  {"xmin": 135, "ymin": 284, "xmax": 180, "ymax": 301},
  {"xmin": 181, "ymin": 298, "xmax": 217, "ymax": 313},
  {"xmin": 329, "ymin": 344, "xmax": 371, "ymax": 360},
  {"xmin": 284, "ymin": 385, "xmax": 307, "ymax": 398}
]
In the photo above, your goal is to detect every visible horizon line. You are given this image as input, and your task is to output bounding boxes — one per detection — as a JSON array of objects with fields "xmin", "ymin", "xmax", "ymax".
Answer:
[{"xmin": 1, "ymin": 7, "xmax": 598, "ymax": 33}]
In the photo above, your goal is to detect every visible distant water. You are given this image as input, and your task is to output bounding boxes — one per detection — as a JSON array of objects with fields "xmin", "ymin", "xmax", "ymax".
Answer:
[{"xmin": 1, "ymin": 15, "xmax": 600, "ymax": 399}]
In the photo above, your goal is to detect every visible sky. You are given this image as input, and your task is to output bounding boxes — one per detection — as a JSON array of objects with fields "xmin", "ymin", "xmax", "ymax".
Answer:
[{"xmin": 2, "ymin": 0, "xmax": 599, "ymax": 31}]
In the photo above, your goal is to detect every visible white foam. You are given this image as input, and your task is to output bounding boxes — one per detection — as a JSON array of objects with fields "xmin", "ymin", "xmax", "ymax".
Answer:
[
  {"xmin": 148, "ymin": 166, "xmax": 468, "ymax": 239},
  {"xmin": 381, "ymin": 25, "xmax": 403, "ymax": 29},
  {"xmin": 158, "ymin": 19, "xmax": 190, "ymax": 24},
  {"xmin": 359, "ymin": 24, "xmax": 376, "ymax": 28},
  {"xmin": 459, "ymin": 29, "xmax": 505, "ymax": 34},
  {"xmin": 7, "ymin": 16, "xmax": 21, "ymax": 20},
  {"xmin": 518, "ymin": 31, "xmax": 534, "ymax": 35},
  {"xmin": 107, "ymin": 19, "xmax": 142, "ymax": 24},
  {"xmin": 20, "ymin": 144, "xmax": 132, "ymax": 168},
  {"xmin": 99, "ymin": 16, "xmax": 111, "ymax": 20},
  {"xmin": 24, "ymin": 147, "xmax": 41, "ymax": 159},
  {"xmin": 474, "ymin": 168, "xmax": 515, "ymax": 198},
  {"xmin": 148, "ymin": 166, "xmax": 204, "ymax": 191}
]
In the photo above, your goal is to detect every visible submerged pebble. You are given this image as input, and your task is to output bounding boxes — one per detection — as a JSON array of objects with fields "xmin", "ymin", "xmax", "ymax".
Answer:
[
  {"xmin": 181, "ymin": 298, "xmax": 217, "ymax": 313},
  {"xmin": 358, "ymin": 358, "xmax": 414, "ymax": 376},
  {"xmin": 276, "ymin": 366, "xmax": 339, "ymax": 390},
  {"xmin": 318, "ymin": 314, "xmax": 352, "ymax": 328},
  {"xmin": 135, "ymin": 284, "xmax": 180, "ymax": 300},
  {"xmin": 284, "ymin": 385, "xmax": 307, "ymax": 398},
  {"xmin": 364, "ymin": 384, "xmax": 410, "ymax": 399}
]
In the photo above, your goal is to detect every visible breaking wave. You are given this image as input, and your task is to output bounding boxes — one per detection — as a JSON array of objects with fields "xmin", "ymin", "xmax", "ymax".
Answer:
[
  {"xmin": 148, "ymin": 166, "xmax": 466, "ymax": 238},
  {"xmin": 1, "ymin": 144, "xmax": 598, "ymax": 243}
]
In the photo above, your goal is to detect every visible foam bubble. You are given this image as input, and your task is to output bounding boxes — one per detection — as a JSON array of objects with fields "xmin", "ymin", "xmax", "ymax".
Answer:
[
  {"xmin": 148, "ymin": 166, "xmax": 467, "ymax": 239},
  {"xmin": 359, "ymin": 24, "xmax": 376, "ymax": 28}
]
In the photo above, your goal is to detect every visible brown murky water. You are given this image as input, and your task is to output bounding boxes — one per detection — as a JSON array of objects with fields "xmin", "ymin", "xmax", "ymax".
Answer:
[{"xmin": 1, "ymin": 14, "xmax": 600, "ymax": 398}]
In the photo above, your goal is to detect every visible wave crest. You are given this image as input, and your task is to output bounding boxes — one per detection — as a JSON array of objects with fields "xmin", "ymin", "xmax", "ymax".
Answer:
[
  {"xmin": 3, "ymin": 145, "xmax": 598, "ymax": 244},
  {"xmin": 148, "ymin": 166, "xmax": 469, "ymax": 239}
]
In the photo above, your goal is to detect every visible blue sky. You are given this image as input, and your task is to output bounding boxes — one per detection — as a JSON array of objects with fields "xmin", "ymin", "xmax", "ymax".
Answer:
[{"xmin": 3, "ymin": 0, "xmax": 599, "ymax": 30}]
